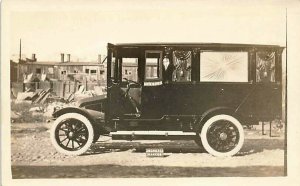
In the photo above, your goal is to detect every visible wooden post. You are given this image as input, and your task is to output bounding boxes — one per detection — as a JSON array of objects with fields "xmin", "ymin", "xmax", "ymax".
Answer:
[
  {"xmin": 74, "ymin": 80, "xmax": 77, "ymax": 93},
  {"xmin": 269, "ymin": 121, "xmax": 272, "ymax": 137},
  {"xmin": 35, "ymin": 82, "xmax": 39, "ymax": 90},
  {"xmin": 68, "ymin": 81, "xmax": 71, "ymax": 93},
  {"xmin": 85, "ymin": 78, "xmax": 88, "ymax": 91},
  {"xmin": 23, "ymin": 83, "xmax": 25, "ymax": 92},
  {"xmin": 62, "ymin": 82, "xmax": 65, "ymax": 98},
  {"xmin": 17, "ymin": 64, "xmax": 20, "ymax": 83},
  {"xmin": 262, "ymin": 122, "xmax": 266, "ymax": 135}
]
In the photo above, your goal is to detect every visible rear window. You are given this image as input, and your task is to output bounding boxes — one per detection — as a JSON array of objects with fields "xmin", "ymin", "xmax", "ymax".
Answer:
[{"xmin": 256, "ymin": 51, "xmax": 275, "ymax": 83}]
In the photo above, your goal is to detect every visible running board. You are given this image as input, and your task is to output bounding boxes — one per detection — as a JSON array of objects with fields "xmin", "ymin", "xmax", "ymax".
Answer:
[{"xmin": 110, "ymin": 131, "xmax": 196, "ymax": 140}]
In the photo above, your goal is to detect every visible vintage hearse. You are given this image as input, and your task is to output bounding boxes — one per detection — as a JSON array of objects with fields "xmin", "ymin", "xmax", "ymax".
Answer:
[{"xmin": 50, "ymin": 43, "xmax": 284, "ymax": 157}]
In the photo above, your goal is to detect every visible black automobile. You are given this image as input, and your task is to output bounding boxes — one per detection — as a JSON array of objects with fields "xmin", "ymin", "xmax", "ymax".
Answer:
[{"xmin": 50, "ymin": 43, "xmax": 284, "ymax": 157}]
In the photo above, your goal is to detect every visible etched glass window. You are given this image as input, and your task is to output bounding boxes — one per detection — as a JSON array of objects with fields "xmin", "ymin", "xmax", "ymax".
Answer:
[
  {"xmin": 200, "ymin": 52, "xmax": 248, "ymax": 82},
  {"xmin": 256, "ymin": 51, "xmax": 275, "ymax": 82},
  {"xmin": 172, "ymin": 50, "xmax": 192, "ymax": 82}
]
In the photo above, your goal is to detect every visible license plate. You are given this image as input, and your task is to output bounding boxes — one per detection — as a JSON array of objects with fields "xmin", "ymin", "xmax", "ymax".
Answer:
[{"xmin": 146, "ymin": 148, "xmax": 164, "ymax": 157}]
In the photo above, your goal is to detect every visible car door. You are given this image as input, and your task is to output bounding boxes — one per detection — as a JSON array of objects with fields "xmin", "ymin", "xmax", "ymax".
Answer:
[
  {"xmin": 253, "ymin": 50, "xmax": 282, "ymax": 121},
  {"xmin": 141, "ymin": 50, "xmax": 167, "ymax": 119}
]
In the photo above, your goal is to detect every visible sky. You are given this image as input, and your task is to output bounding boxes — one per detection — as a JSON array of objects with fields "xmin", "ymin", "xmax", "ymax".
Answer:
[{"xmin": 8, "ymin": 0, "xmax": 287, "ymax": 62}]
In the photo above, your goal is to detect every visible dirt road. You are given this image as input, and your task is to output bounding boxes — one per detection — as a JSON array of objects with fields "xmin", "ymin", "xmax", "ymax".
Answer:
[{"xmin": 11, "ymin": 123, "xmax": 285, "ymax": 178}]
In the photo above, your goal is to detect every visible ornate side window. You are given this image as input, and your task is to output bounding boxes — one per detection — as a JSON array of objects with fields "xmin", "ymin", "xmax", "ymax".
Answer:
[
  {"xmin": 172, "ymin": 50, "xmax": 192, "ymax": 82},
  {"xmin": 256, "ymin": 51, "xmax": 275, "ymax": 82},
  {"xmin": 200, "ymin": 52, "xmax": 248, "ymax": 82}
]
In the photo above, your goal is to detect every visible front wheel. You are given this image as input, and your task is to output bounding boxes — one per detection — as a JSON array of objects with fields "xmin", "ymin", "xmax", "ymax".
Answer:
[
  {"xmin": 50, "ymin": 113, "xmax": 94, "ymax": 156},
  {"xmin": 200, "ymin": 114, "xmax": 244, "ymax": 157}
]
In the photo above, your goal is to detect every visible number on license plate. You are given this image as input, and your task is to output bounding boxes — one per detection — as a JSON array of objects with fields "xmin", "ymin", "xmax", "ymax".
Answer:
[{"xmin": 146, "ymin": 148, "xmax": 164, "ymax": 157}]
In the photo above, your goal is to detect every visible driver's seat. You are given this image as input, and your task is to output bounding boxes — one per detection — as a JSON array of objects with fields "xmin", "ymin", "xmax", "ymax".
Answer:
[{"xmin": 123, "ymin": 88, "xmax": 142, "ymax": 118}]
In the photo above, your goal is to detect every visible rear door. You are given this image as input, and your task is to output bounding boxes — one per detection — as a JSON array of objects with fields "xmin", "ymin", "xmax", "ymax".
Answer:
[{"xmin": 253, "ymin": 50, "xmax": 282, "ymax": 121}]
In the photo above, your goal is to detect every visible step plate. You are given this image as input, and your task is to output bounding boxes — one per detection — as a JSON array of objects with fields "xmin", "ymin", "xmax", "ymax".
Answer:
[
  {"xmin": 110, "ymin": 131, "xmax": 197, "ymax": 140},
  {"xmin": 111, "ymin": 131, "xmax": 196, "ymax": 135}
]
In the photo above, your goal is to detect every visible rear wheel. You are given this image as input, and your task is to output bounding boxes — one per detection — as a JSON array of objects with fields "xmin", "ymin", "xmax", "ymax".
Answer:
[
  {"xmin": 50, "ymin": 113, "xmax": 94, "ymax": 156},
  {"xmin": 200, "ymin": 114, "xmax": 244, "ymax": 157}
]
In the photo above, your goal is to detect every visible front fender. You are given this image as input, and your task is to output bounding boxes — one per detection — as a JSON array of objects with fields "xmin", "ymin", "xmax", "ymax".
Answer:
[{"xmin": 52, "ymin": 106, "xmax": 105, "ymax": 127}]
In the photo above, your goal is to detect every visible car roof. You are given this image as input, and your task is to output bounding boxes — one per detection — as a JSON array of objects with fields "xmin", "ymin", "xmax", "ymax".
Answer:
[{"xmin": 111, "ymin": 42, "xmax": 284, "ymax": 49}]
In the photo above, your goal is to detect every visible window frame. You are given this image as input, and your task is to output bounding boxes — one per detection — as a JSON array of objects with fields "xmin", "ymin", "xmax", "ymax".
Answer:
[
  {"xmin": 36, "ymin": 68, "xmax": 42, "ymax": 74},
  {"xmin": 121, "ymin": 57, "xmax": 139, "ymax": 82},
  {"xmin": 144, "ymin": 50, "xmax": 163, "ymax": 82},
  {"xmin": 90, "ymin": 69, "xmax": 97, "ymax": 74},
  {"xmin": 199, "ymin": 50, "xmax": 250, "ymax": 83},
  {"xmin": 171, "ymin": 50, "xmax": 193, "ymax": 83},
  {"xmin": 48, "ymin": 67, "xmax": 54, "ymax": 74},
  {"xmin": 255, "ymin": 50, "xmax": 277, "ymax": 83}
]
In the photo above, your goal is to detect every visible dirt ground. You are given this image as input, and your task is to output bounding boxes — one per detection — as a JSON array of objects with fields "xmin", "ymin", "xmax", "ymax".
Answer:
[{"xmin": 10, "ymin": 122, "xmax": 285, "ymax": 178}]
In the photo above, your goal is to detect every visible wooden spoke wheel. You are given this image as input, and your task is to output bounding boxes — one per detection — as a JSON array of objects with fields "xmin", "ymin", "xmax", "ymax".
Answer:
[
  {"xmin": 200, "ymin": 114, "xmax": 244, "ymax": 157},
  {"xmin": 50, "ymin": 113, "xmax": 94, "ymax": 156}
]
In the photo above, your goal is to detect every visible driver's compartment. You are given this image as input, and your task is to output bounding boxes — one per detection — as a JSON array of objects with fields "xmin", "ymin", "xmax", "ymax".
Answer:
[{"xmin": 107, "ymin": 45, "xmax": 164, "ymax": 120}]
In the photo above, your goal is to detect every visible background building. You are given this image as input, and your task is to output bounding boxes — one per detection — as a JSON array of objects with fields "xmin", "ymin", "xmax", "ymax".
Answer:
[{"xmin": 10, "ymin": 54, "xmax": 106, "ymax": 84}]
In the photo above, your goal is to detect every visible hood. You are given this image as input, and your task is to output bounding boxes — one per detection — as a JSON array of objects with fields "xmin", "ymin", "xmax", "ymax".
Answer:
[{"xmin": 76, "ymin": 94, "xmax": 107, "ymax": 108}]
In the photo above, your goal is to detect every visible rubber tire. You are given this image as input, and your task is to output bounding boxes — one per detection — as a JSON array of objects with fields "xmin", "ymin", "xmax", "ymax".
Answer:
[
  {"xmin": 200, "ymin": 114, "xmax": 244, "ymax": 157},
  {"xmin": 50, "ymin": 113, "xmax": 94, "ymax": 156}
]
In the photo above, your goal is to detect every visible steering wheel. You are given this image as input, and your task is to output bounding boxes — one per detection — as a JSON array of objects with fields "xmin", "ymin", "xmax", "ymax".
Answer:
[
  {"xmin": 107, "ymin": 78, "xmax": 119, "ymax": 89},
  {"xmin": 123, "ymin": 78, "xmax": 141, "ymax": 97},
  {"xmin": 123, "ymin": 78, "xmax": 140, "ymax": 86}
]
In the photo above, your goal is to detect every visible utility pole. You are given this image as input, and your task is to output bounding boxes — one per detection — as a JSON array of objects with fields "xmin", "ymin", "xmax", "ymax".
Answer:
[
  {"xmin": 17, "ymin": 39, "xmax": 22, "ymax": 82},
  {"xmin": 19, "ymin": 39, "xmax": 22, "ymax": 61}
]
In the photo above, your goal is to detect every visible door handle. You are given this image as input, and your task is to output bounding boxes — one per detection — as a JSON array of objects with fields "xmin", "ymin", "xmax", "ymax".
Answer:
[{"xmin": 219, "ymin": 88, "xmax": 225, "ymax": 95}]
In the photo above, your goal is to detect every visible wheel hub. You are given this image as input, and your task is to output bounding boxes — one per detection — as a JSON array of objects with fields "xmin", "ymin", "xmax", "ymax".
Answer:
[
  {"xmin": 68, "ymin": 131, "xmax": 75, "ymax": 138},
  {"xmin": 219, "ymin": 132, "xmax": 228, "ymax": 140}
]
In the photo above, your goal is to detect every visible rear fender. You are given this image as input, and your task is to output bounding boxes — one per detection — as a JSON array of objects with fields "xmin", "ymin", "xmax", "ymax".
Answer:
[{"xmin": 195, "ymin": 107, "xmax": 244, "ymax": 131}]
